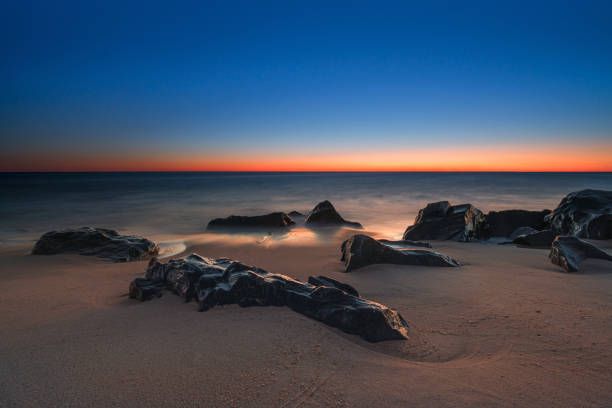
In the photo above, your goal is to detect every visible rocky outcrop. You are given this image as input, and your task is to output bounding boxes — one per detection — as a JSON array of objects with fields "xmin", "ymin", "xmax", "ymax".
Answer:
[
  {"xmin": 308, "ymin": 275, "xmax": 359, "ymax": 297},
  {"xmin": 305, "ymin": 201, "xmax": 362, "ymax": 228},
  {"xmin": 378, "ymin": 239, "xmax": 432, "ymax": 248},
  {"xmin": 130, "ymin": 254, "xmax": 409, "ymax": 342},
  {"xmin": 207, "ymin": 212, "xmax": 295, "ymax": 230},
  {"xmin": 549, "ymin": 236, "xmax": 612, "ymax": 272},
  {"xmin": 341, "ymin": 234, "xmax": 459, "ymax": 272},
  {"xmin": 402, "ymin": 201, "xmax": 484, "ymax": 241},
  {"xmin": 31, "ymin": 227, "xmax": 158, "ymax": 262},
  {"xmin": 512, "ymin": 230, "xmax": 556, "ymax": 248},
  {"xmin": 480, "ymin": 210, "xmax": 550, "ymax": 238},
  {"xmin": 288, "ymin": 211, "xmax": 304, "ymax": 217},
  {"xmin": 547, "ymin": 189, "xmax": 612, "ymax": 239}
]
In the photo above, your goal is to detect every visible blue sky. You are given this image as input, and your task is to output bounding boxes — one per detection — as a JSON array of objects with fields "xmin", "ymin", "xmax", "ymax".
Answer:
[{"xmin": 1, "ymin": 1, "xmax": 611, "ymax": 168}]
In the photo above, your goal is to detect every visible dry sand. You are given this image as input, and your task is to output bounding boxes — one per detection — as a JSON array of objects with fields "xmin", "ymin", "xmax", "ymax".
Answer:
[{"xmin": 1, "ymin": 231, "xmax": 612, "ymax": 407}]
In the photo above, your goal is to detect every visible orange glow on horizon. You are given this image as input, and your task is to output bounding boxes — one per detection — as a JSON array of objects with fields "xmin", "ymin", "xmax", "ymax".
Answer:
[{"xmin": 2, "ymin": 143, "xmax": 612, "ymax": 172}]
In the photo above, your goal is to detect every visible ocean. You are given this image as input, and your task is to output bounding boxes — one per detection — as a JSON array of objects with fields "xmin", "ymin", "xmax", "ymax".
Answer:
[{"xmin": 2, "ymin": 172, "xmax": 612, "ymax": 243}]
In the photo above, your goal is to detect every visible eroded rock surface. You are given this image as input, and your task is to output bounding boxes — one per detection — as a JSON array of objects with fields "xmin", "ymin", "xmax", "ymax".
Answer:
[
  {"xmin": 207, "ymin": 212, "xmax": 295, "ymax": 230},
  {"xmin": 547, "ymin": 189, "xmax": 612, "ymax": 239},
  {"xmin": 549, "ymin": 236, "xmax": 612, "ymax": 272},
  {"xmin": 403, "ymin": 201, "xmax": 484, "ymax": 241},
  {"xmin": 480, "ymin": 210, "xmax": 550, "ymax": 238},
  {"xmin": 341, "ymin": 234, "xmax": 459, "ymax": 272},
  {"xmin": 32, "ymin": 227, "xmax": 158, "ymax": 262},
  {"xmin": 512, "ymin": 230, "xmax": 556, "ymax": 248},
  {"xmin": 130, "ymin": 254, "xmax": 409, "ymax": 342},
  {"xmin": 305, "ymin": 200, "xmax": 362, "ymax": 228}
]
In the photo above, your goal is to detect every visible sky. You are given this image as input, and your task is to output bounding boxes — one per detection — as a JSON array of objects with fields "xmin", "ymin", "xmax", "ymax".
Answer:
[{"xmin": 1, "ymin": 0, "xmax": 611, "ymax": 171}]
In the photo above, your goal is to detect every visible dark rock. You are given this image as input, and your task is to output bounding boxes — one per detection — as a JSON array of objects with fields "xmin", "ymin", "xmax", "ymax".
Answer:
[
  {"xmin": 132, "ymin": 254, "xmax": 409, "ymax": 342},
  {"xmin": 207, "ymin": 212, "xmax": 295, "ymax": 230},
  {"xmin": 480, "ymin": 210, "xmax": 550, "ymax": 238},
  {"xmin": 378, "ymin": 239, "xmax": 432, "ymax": 248},
  {"xmin": 129, "ymin": 277, "xmax": 165, "ymax": 301},
  {"xmin": 512, "ymin": 230, "xmax": 556, "ymax": 248},
  {"xmin": 509, "ymin": 226, "xmax": 539, "ymax": 240},
  {"xmin": 31, "ymin": 227, "xmax": 159, "ymax": 262},
  {"xmin": 402, "ymin": 201, "xmax": 484, "ymax": 241},
  {"xmin": 305, "ymin": 201, "xmax": 362, "ymax": 228},
  {"xmin": 308, "ymin": 275, "xmax": 359, "ymax": 297},
  {"xmin": 547, "ymin": 189, "xmax": 612, "ymax": 239},
  {"xmin": 341, "ymin": 234, "xmax": 459, "ymax": 272},
  {"xmin": 549, "ymin": 236, "xmax": 612, "ymax": 272},
  {"xmin": 288, "ymin": 211, "xmax": 304, "ymax": 217}
]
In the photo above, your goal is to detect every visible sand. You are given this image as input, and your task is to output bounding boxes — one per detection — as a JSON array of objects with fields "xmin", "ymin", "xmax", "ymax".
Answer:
[{"xmin": 1, "ymin": 231, "xmax": 612, "ymax": 407}]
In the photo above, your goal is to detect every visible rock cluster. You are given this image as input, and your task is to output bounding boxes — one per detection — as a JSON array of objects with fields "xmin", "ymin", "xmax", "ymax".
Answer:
[
  {"xmin": 341, "ymin": 234, "xmax": 459, "ymax": 272},
  {"xmin": 549, "ymin": 236, "xmax": 612, "ymax": 272},
  {"xmin": 130, "ymin": 254, "xmax": 409, "ymax": 342},
  {"xmin": 32, "ymin": 227, "xmax": 158, "ymax": 262},
  {"xmin": 305, "ymin": 200, "xmax": 362, "ymax": 228},
  {"xmin": 207, "ymin": 212, "xmax": 295, "ymax": 230},
  {"xmin": 480, "ymin": 210, "xmax": 550, "ymax": 239}
]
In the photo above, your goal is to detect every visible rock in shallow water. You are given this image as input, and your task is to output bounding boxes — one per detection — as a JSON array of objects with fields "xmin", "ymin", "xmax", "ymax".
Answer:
[
  {"xmin": 31, "ymin": 227, "xmax": 159, "ymax": 262},
  {"xmin": 305, "ymin": 200, "xmax": 362, "ymax": 228},
  {"xmin": 547, "ymin": 189, "xmax": 612, "ymax": 239},
  {"xmin": 341, "ymin": 234, "xmax": 459, "ymax": 272},
  {"xmin": 549, "ymin": 236, "xmax": 612, "ymax": 273},
  {"xmin": 402, "ymin": 201, "xmax": 484, "ymax": 241},
  {"xmin": 131, "ymin": 254, "xmax": 409, "ymax": 342},
  {"xmin": 207, "ymin": 212, "xmax": 295, "ymax": 230}
]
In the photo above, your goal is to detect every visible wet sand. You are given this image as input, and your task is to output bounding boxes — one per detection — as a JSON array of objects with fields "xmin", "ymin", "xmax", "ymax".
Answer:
[{"xmin": 1, "ymin": 232, "xmax": 612, "ymax": 407}]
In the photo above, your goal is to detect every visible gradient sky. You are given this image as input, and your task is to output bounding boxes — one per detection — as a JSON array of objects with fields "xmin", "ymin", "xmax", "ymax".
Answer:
[{"xmin": 2, "ymin": 0, "xmax": 612, "ymax": 171}]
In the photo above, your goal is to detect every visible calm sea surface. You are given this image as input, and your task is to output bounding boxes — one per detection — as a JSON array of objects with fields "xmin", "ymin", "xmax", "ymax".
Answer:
[{"xmin": 1, "ymin": 172, "xmax": 612, "ymax": 242}]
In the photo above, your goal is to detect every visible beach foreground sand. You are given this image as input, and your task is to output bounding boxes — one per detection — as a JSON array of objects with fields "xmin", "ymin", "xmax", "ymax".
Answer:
[{"xmin": 1, "ymin": 232, "xmax": 611, "ymax": 407}]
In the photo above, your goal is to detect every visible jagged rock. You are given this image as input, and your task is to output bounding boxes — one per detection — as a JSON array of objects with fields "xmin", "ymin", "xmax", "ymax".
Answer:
[
  {"xmin": 207, "ymin": 212, "xmax": 295, "ymax": 230},
  {"xmin": 341, "ymin": 234, "xmax": 459, "ymax": 272},
  {"xmin": 509, "ymin": 226, "xmax": 539, "ymax": 240},
  {"xmin": 305, "ymin": 201, "xmax": 362, "ymax": 228},
  {"xmin": 512, "ymin": 230, "xmax": 556, "ymax": 247},
  {"xmin": 480, "ymin": 210, "xmax": 550, "ymax": 238},
  {"xmin": 547, "ymin": 189, "xmax": 612, "ymax": 239},
  {"xmin": 288, "ymin": 211, "xmax": 304, "ymax": 217},
  {"xmin": 31, "ymin": 227, "xmax": 158, "ymax": 262},
  {"xmin": 549, "ymin": 236, "xmax": 612, "ymax": 272},
  {"xmin": 132, "ymin": 254, "xmax": 409, "ymax": 342},
  {"xmin": 402, "ymin": 201, "xmax": 484, "ymax": 241},
  {"xmin": 308, "ymin": 275, "xmax": 359, "ymax": 297}
]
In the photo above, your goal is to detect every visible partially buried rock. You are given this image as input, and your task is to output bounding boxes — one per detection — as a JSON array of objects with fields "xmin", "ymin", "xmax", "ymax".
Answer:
[
  {"xmin": 305, "ymin": 200, "xmax": 362, "ymax": 228},
  {"xmin": 207, "ymin": 212, "xmax": 295, "ymax": 230},
  {"xmin": 480, "ymin": 209, "xmax": 550, "ymax": 239},
  {"xmin": 308, "ymin": 275, "xmax": 359, "ymax": 297},
  {"xmin": 402, "ymin": 201, "xmax": 484, "ymax": 241},
  {"xmin": 341, "ymin": 234, "xmax": 459, "ymax": 272},
  {"xmin": 512, "ymin": 230, "xmax": 556, "ymax": 248},
  {"xmin": 131, "ymin": 254, "xmax": 409, "ymax": 342},
  {"xmin": 31, "ymin": 227, "xmax": 158, "ymax": 262},
  {"xmin": 549, "ymin": 236, "xmax": 612, "ymax": 272},
  {"xmin": 378, "ymin": 239, "xmax": 432, "ymax": 248},
  {"xmin": 546, "ymin": 189, "xmax": 612, "ymax": 239},
  {"xmin": 509, "ymin": 226, "xmax": 539, "ymax": 240}
]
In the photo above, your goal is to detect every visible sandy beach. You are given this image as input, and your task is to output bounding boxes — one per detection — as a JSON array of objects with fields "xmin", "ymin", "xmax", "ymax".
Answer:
[{"xmin": 1, "ymin": 229, "xmax": 611, "ymax": 407}]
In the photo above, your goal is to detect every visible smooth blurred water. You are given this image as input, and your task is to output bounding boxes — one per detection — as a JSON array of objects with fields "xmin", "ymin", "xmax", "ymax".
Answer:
[{"xmin": 1, "ymin": 172, "xmax": 611, "ymax": 241}]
